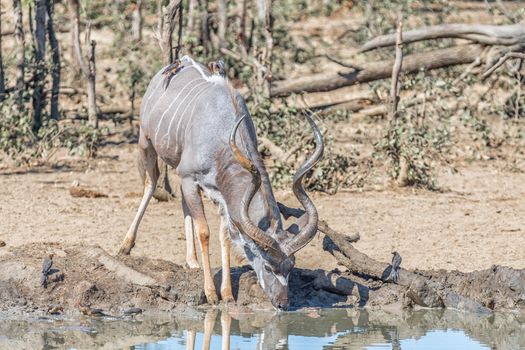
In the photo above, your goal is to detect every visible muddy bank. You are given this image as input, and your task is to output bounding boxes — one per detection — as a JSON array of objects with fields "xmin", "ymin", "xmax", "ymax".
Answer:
[
  {"xmin": 0, "ymin": 242, "xmax": 401, "ymax": 315},
  {"xmin": 0, "ymin": 242, "xmax": 523, "ymax": 317}
]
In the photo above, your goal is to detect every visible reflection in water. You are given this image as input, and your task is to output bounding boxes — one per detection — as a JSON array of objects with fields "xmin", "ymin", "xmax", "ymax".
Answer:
[{"xmin": 0, "ymin": 308, "xmax": 524, "ymax": 350}]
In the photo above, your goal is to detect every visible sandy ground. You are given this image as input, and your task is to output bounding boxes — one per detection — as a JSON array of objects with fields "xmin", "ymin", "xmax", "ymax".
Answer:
[{"xmin": 1, "ymin": 143, "xmax": 524, "ymax": 273}]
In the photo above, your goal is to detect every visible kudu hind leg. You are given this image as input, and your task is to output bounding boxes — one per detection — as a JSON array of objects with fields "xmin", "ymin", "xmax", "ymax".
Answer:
[
  {"xmin": 118, "ymin": 140, "xmax": 159, "ymax": 255},
  {"xmin": 180, "ymin": 179, "xmax": 219, "ymax": 304},
  {"xmin": 181, "ymin": 188, "xmax": 199, "ymax": 269}
]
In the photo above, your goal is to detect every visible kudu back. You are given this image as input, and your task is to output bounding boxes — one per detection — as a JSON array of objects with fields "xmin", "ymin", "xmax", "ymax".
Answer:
[{"xmin": 119, "ymin": 56, "xmax": 323, "ymax": 310}]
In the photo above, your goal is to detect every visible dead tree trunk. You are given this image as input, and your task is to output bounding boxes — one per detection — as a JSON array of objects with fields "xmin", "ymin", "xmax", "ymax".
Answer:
[
  {"xmin": 13, "ymin": 0, "xmax": 25, "ymax": 108},
  {"xmin": 217, "ymin": 0, "xmax": 227, "ymax": 49},
  {"xmin": 86, "ymin": 30, "xmax": 97, "ymax": 128},
  {"xmin": 271, "ymin": 44, "xmax": 484, "ymax": 97},
  {"xmin": 131, "ymin": 0, "xmax": 143, "ymax": 42},
  {"xmin": 46, "ymin": 0, "xmax": 60, "ymax": 120},
  {"xmin": 187, "ymin": 0, "xmax": 196, "ymax": 34},
  {"xmin": 68, "ymin": 0, "xmax": 81, "ymax": 79},
  {"xmin": 0, "ymin": 9, "xmax": 5, "ymax": 103},
  {"xmin": 389, "ymin": 21, "xmax": 403, "ymax": 119},
  {"xmin": 69, "ymin": 0, "xmax": 97, "ymax": 128},
  {"xmin": 32, "ymin": 0, "xmax": 47, "ymax": 132},
  {"xmin": 252, "ymin": 0, "xmax": 273, "ymax": 100},
  {"xmin": 389, "ymin": 20, "xmax": 408, "ymax": 186},
  {"xmin": 160, "ymin": 0, "xmax": 182, "ymax": 64},
  {"xmin": 236, "ymin": 0, "xmax": 247, "ymax": 49}
]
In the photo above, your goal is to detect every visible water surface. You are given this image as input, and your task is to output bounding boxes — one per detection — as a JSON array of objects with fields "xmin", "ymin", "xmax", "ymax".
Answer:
[{"xmin": 1, "ymin": 308, "xmax": 524, "ymax": 349}]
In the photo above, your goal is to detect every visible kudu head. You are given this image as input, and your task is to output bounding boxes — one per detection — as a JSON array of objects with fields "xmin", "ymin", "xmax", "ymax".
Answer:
[{"xmin": 229, "ymin": 113, "xmax": 324, "ymax": 310}]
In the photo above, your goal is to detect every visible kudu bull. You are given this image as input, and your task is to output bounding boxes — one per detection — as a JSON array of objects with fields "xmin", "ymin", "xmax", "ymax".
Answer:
[{"xmin": 118, "ymin": 56, "xmax": 323, "ymax": 310}]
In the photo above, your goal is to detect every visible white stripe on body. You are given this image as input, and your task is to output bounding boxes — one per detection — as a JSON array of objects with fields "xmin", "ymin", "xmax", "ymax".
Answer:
[
  {"xmin": 168, "ymin": 84, "xmax": 214, "ymax": 150},
  {"xmin": 162, "ymin": 81, "xmax": 211, "ymax": 149},
  {"xmin": 153, "ymin": 78, "xmax": 205, "ymax": 144},
  {"xmin": 143, "ymin": 70, "xmax": 188, "ymax": 127},
  {"xmin": 142, "ymin": 72, "xmax": 166, "ymax": 113}
]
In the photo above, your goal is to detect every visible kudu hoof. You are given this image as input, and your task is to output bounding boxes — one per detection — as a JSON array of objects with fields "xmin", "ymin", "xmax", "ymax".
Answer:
[
  {"xmin": 117, "ymin": 240, "xmax": 134, "ymax": 256},
  {"xmin": 221, "ymin": 294, "xmax": 235, "ymax": 304},
  {"xmin": 206, "ymin": 291, "xmax": 219, "ymax": 305},
  {"xmin": 185, "ymin": 261, "xmax": 200, "ymax": 269}
]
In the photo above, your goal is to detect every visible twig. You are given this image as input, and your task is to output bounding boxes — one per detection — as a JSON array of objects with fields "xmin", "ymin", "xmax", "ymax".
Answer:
[
  {"xmin": 483, "ymin": 52, "xmax": 525, "ymax": 79},
  {"xmin": 452, "ymin": 56, "xmax": 482, "ymax": 85},
  {"xmin": 390, "ymin": 20, "xmax": 403, "ymax": 120},
  {"xmin": 322, "ymin": 54, "xmax": 363, "ymax": 71}
]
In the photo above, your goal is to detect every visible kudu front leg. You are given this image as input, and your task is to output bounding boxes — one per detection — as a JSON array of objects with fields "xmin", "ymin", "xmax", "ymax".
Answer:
[
  {"xmin": 180, "ymin": 179, "xmax": 219, "ymax": 304},
  {"xmin": 119, "ymin": 138, "xmax": 159, "ymax": 255},
  {"xmin": 219, "ymin": 215, "xmax": 234, "ymax": 303},
  {"xmin": 181, "ymin": 189, "xmax": 200, "ymax": 269}
]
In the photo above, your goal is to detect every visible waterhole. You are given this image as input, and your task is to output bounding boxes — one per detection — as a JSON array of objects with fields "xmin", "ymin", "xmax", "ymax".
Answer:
[{"xmin": 1, "ymin": 308, "xmax": 523, "ymax": 349}]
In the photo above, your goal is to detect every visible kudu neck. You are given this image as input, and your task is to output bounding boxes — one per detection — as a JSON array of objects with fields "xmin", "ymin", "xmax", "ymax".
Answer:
[{"xmin": 215, "ymin": 148, "xmax": 276, "ymax": 231}]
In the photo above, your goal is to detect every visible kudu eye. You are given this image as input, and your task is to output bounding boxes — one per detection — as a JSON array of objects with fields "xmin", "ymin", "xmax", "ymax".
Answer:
[{"xmin": 264, "ymin": 264, "xmax": 272, "ymax": 273}]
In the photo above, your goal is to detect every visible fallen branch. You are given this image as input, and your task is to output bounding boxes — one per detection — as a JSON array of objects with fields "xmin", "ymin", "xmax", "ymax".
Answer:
[
  {"xmin": 360, "ymin": 23, "xmax": 525, "ymax": 52},
  {"xmin": 278, "ymin": 202, "xmax": 497, "ymax": 312},
  {"xmin": 63, "ymin": 106, "xmax": 134, "ymax": 121},
  {"xmin": 278, "ymin": 203, "xmax": 360, "ymax": 243},
  {"xmin": 271, "ymin": 44, "xmax": 484, "ymax": 96},
  {"xmin": 285, "ymin": 88, "xmax": 376, "ymax": 110},
  {"xmin": 318, "ymin": 99, "xmax": 373, "ymax": 115},
  {"xmin": 258, "ymin": 137, "xmax": 293, "ymax": 165},
  {"xmin": 325, "ymin": 92, "xmax": 442, "ymax": 118},
  {"xmin": 321, "ymin": 54, "xmax": 364, "ymax": 71},
  {"xmin": 81, "ymin": 246, "xmax": 157, "ymax": 287},
  {"xmin": 302, "ymin": 269, "xmax": 360, "ymax": 296}
]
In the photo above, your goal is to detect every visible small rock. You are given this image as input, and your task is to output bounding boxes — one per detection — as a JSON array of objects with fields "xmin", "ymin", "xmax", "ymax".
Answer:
[
  {"xmin": 47, "ymin": 306, "xmax": 64, "ymax": 315},
  {"xmin": 123, "ymin": 307, "xmax": 143, "ymax": 315},
  {"xmin": 194, "ymin": 290, "xmax": 207, "ymax": 306},
  {"xmin": 509, "ymin": 275, "xmax": 521, "ymax": 292},
  {"xmin": 0, "ymin": 240, "xmax": 5, "ymax": 247},
  {"xmin": 406, "ymin": 277, "xmax": 444, "ymax": 308},
  {"xmin": 70, "ymin": 187, "xmax": 108, "ymax": 198},
  {"xmin": 159, "ymin": 286, "xmax": 178, "ymax": 302}
]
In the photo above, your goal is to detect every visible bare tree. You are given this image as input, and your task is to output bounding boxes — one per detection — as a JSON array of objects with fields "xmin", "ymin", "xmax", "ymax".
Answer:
[
  {"xmin": 131, "ymin": 0, "xmax": 143, "ymax": 42},
  {"xmin": 86, "ymin": 28, "xmax": 97, "ymax": 127},
  {"xmin": 186, "ymin": 0, "xmax": 196, "ymax": 34},
  {"xmin": 159, "ymin": 0, "xmax": 183, "ymax": 63},
  {"xmin": 389, "ymin": 20, "xmax": 403, "ymax": 120},
  {"xmin": 389, "ymin": 20, "xmax": 408, "ymax": 186},
  {"xmin": 0, "ymin": 8, "xmax": 5, "ymax": 103},
  {"xmin": 252, "ymin": 0, "xmax": 273, "ymax": 100},
  {"xmin": 46, "ymin": 0, "xmax": 60, "ymax": 120},
  {"xmin": 69, "ymin": 0, "xmax": 97, "ymax": 127},
  {"xmin": 217, "ymin": 0, "xmax": 227, "ymax": 49},
  {"xmin": 32, "ymin": 0, "xmax": 47, "ymax": 132},
  {"xmin": 68, "ymin": 0, "xmax": 81, "ymax": 79},
  {"xmin": 12, "ymin": 0, "xmax": 25, "ymax": 108}
]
